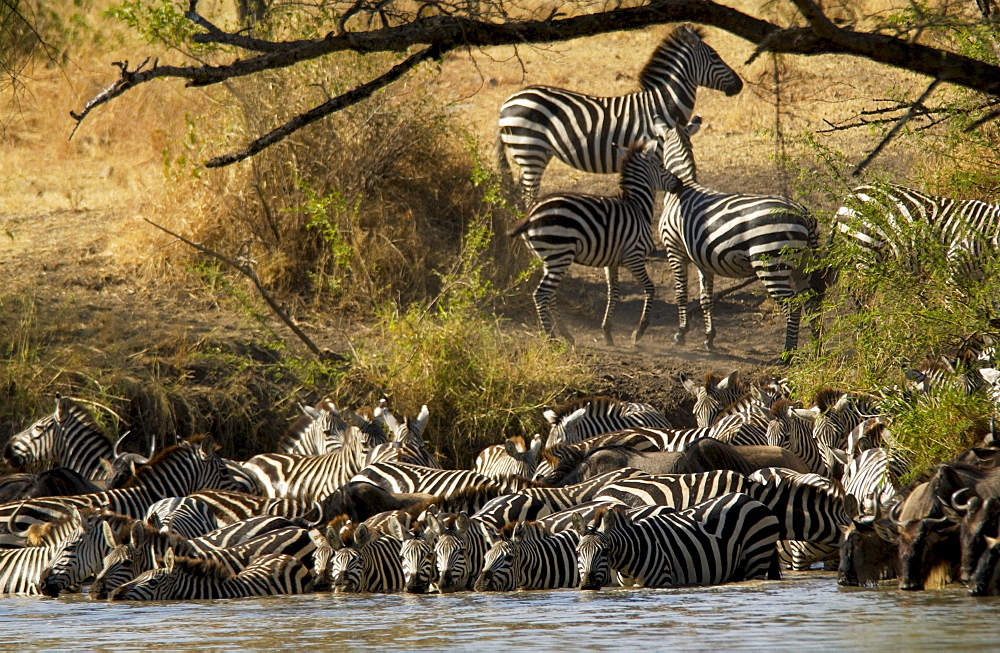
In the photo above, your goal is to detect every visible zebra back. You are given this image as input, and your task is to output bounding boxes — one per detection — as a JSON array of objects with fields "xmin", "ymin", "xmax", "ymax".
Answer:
[
  {"xmin": 475, "ymin": 521, "xmax": 580, "ymax": 591},
  {"xmin": 474, "ymin": 434, "xmax": 543, "ymax": 481},
  {"xmin": 747, "ymin": 467, "xmax": 850, "ymax": 544},
  {"xmin": 352, "ymin": 462, "xmax": 499, "ymax": 497},
  {"xmin": 145, "ymin": 497, "xmax": 219, "ymax": 539},
  {"xmin": 543, "ymin": 396, "xmax": 672, "ymax": 448},
  {"xmin": 593, "ymin": 470, "xmax": 752, "ymax": 509}
]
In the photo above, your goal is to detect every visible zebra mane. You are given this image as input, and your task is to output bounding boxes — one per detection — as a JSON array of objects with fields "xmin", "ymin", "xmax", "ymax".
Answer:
[
  {"xmin": 542, "ymin": 443, "xmax": 643, "ymax": 486},
  {"xmin": 277, "ymin": 414, "xmax": 317, "ymax": 450},
  {"xmin": 57, "ymin": 395, "xmax": 102, "ymax": 431},
  {"xmin": 638, "ymin": 24, "xmax": 705, "ymax": 92},
  {"xmin": 506, "ymin": 435, "xmax": 527, "ymax": 451},
  {"xmin": 170, "ymin": 553, "xmax": 233, "ymax": 581},
  {"xmin": 122, "ymin": 435, "xmax": 211, "ymax": 489},
  {"xmin": 588, "ymin": 503, "xmax": 627, "ymax": 530},
  {"xmin": 812, "ymin": 387, "xmax": 845, "ymax": 412},
  {"xmin": 768, "ymin": 398, "xmax": 797, "ymax": 418},
  {"xmin": 498, "ymin": 520, "xmax": 552, "ymax": 540},
  {"xmin": 547, "ymin": 396, "xmax": 619, "ymax": 422},
  {"xmin": 326, "ymin": 514, "xmax": 351, "ymax": 533},
  {"xmin": 703, "ymin": 371, "xmax": 741, "ymax": 392},
  {"xmin": 415, "ymin": 484, "xmax": 504, "ymax": 515},
  {"xmin": 23, "ymin": 505, "xmax": 106, "ymax": 546}
]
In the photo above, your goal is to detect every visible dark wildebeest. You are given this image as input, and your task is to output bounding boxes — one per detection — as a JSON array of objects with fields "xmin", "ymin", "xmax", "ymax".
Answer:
[
  {"xmin": 320, "ymin": 481, "xmax": 436, "ymax": 523},
  {"xmin": 0, "ymin": 467, "xmax": 101, "ymax": 503},
  {"xmin": 883, "ymin": 479, "xmax": 960, "ymax": 591},
  {"xmin": 837, "ymin": 496, "xmax": 900, "ymax": 587}
]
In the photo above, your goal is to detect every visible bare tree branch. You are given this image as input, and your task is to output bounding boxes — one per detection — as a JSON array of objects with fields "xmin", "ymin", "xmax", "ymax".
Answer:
[
  {"xmin": 69, "ymin": 0, "xmax": 1000, "ymax": 165},
  {"xmin": 853, "ymin": 78, "xmax": 942, "ymax": 176},
  {"xmin": 205, "ymin": 44, "xmax": 440, "ymax": 167},
  {"xmin": 143, "ymin": 217, "xmax": 331, "ymax": 360}
]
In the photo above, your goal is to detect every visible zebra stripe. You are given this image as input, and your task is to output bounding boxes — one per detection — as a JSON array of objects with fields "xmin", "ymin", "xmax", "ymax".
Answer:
[
  {"xmin": 594, "ymin": 470, "xmax": 752, "ymax": 509},
  {"xmin": 352, "ymin": 462, "xmax": 503, "ymax": 498},
  {"xmin": 110, "ymin": 550, "xmax": 313, "ymax": 600},
  {"xmin": 542, "ymin": 396, "xmax": 672, "ymax": 448},
  {"xmin": 0, "ymin": 435, "xmax": 238, "ymax": 544},
  {"xmin": 145, "ymin": 497, "xmax": 219, "ymax": 539},
  {"xmin": 0, "ymin": 508, "xmax": 85, "ymax": 595},
  {"xmin": 518, "ymin": 467, "xmax": 652, "ymax": 512},
  {"xmin": 680, "ymin": 370, "xmax": 747, "ymax": 427},
  {"xmin": 811, "ymin": 390, "xmax": 880, "ymax": 451},
  {"xmin": 367, "ymin": 403, "xmax": 439, "ymax": 469},
  {"xmin": 835, "ymin": 182, "xmax": 1000, "ymax": 280},
  {"xmin": 509, "ymin": 137, "xmax": 680, "ymax": 346},
  {"xmin": 475, "ymin": 521, "xmax": 580, "ymax": 591},
  {"xmin": 572, "ymin": 493, "xmax": 780, "ymax": 589},
  {"xmin": 474, "ymin": 435, "xmax": 543, "ymax": 481},
  {"xmin": 426, "ymin": 512, "xmax": 489, "ymax": 593},
  {"xmin": 765, "ymin": 400, "xmax": 830, "ymax": 476},
  {"xmin": 3, "ymin": 395, "xmax": 113, "ymax": 480},
  {"xmin": 746, "ymin": 467, "xmax": 850, "ymax": 545},
  {"xmin": 657, "ymin": 120, "xmax": 824, "ymax": 353},
  {"xmin": 312, "ymin": 522, "xmax": 404, "ymax": 593},
  {"xmin": 497, "ymin": 24, "xmax": 742, "ymax": 204},
  {"xmin": 387, "ymin": 516, "xmax": 437, "ymax": 594},
  {"xmin": 533, "ymin": 431, "xmax": 661, "ymax": 481},
  {"xmin": 185, "ymin": 489, "xmax": 321, "ymax": 526},
  {"xmin": 843, "ymin": 447, "xmax": 909, "ymax": 517}
]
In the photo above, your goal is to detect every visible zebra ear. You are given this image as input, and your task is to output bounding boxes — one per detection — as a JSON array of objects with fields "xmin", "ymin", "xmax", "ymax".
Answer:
[
  {"xmin": 679, "ymin": 372, "xmax": 698, "ymax": 395},
  {"xmin": 504, "ymin": 438, "xmax": 521, "ymax": 459},
  {"xmin": 843, "ymin": 494, "xmax": 859, "ymax": 522},
  {"xmin": 413, "ymin": 405, "xmax": 430, "ymax": 435},
  {"xmin": 308, "ymin": 528, "xmax": 330, "ymax": 550},
  {"xmin": 163, "ymin": 548, "xmax": 175, "ymax": 573},
  {"xmin": 354, "ymin": 524, "xmax": 373, "ymax": 548},
  {"xmin": 130, "ymin": 520, "xmax": 146, "ymax": 546},
  {"xmin": 455, "ymin": 513, "xmax": 471, "ymax": 535},
  {"xmin": 564, "ymin": 407, "xmax": 588, "ymax": 430},
  {"xmin": 199, "ymin": 434, "xmax": 218, "ymax": 458},
  {"xmin": 651, "ymin": 114, "xmax": 670, "ymax": 139},
  {"xmin": 598, "ymin": 508, "xmax": 619, "ymax": 534},
  {"xmin": 102, "ymin": 521, "xmax": 119, "ymax": 548},
  {"xmin": 570, "ymin": 512, "xmax": 588, "ymax": 537},
  {"xmin": 424, "ymin": 512, "xmax": 441, "ymax": 536},
  {"xmin": 529, "ymin": 434, "xmax": 543, "ymax": 455},
  {"xmin": 791, "ymin": 408, "xmax": 818, "ymax": 421},
  {"xmin": 717, "ymin": 370, "xmax": 739, "ymax": 391},
  {"xmin": 387, "ymin": 515, "xmax": 407, "ymax": 541},
  {"xmin": 512, "ymin": 522, "xmax": 526, "ymax": 542},
  {"xmin": 543, "ymin": 409, "xmax": 558, "ymax": 425},
  {"xmin": 979, "ymin": 368, "xmax": 1000, "ymax": 385},
  {"xmin": 326, "ymin": 526, "xmax": 344, "ymax": 551}
]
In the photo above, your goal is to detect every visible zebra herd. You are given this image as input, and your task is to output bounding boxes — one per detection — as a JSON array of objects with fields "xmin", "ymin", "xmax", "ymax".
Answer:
[
  {"xmin": 4, "ymin": 359, "xmax": 1000, "ymax": 602},
  {"xmin": 500, "ymin": 25, "xmax": 1000, "ymax": 355}
]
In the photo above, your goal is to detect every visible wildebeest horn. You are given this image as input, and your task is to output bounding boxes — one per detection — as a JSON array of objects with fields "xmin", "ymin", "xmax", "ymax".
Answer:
[
  {"xmin": 951, "ymin": 487, "xmax": 974, "ymax": 511},
  {"xmin": 112, "ymin": 430, "xmax": 132, "ymax": 458},
  {"xmin": 9, "ymin": 502, "xmax": 30, "ymax": 538}
]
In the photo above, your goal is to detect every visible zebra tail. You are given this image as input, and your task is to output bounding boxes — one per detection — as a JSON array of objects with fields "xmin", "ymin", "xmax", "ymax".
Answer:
[{"xmin": 506, "ymin": 217, "xmax": 531, "ymax": 239}]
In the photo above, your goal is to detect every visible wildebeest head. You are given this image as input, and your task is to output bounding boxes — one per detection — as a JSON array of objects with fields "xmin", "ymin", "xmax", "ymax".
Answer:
[
  {"xmin": 969, "ymin": 534, "xmax": 1000, "ymax": 596},
  {"xmin": 837, "ymin": 500, "xmax": 899, "ymax": 587}
]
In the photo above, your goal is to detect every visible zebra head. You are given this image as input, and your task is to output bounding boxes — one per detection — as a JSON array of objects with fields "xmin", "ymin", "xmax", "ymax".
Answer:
[
  {"xmin": 90, "ymin": 519, "xmax": 157, "ymax": 600},
  {"xmin": 476, "ymin": 538, "xmax": 515, "ymax": 592},
  {"xmin": 131, "ymin": 435, "xmax": 240, "ymax": 495},
  {"xmin": 680, "ymin": 370, "xmax": 744, "ymax": 428},
  {"xmin": 812, "ymin": 389, "xmax": 878, "ymax": 451},
  {"xmin": 110, "ymin": 548, "xmax": 199, "ymax": 601},
  {"xmin": 3, "ymin": 394, "xmax": 107, "ymax": 472},
  {"xmin": 571, "ymin": 511, "xmax": 612, "ymax": 591},
  {"xmin": 640, "ymin": 24, "xmax": 742, "ymax": 125},
  {"xmin": 328, "ymin": 523, "xmax": 375, "ymax": 593},
  {"xmin": 652, "ymin": 116, "xmax": 701, "ymax": 187},
  {"xmin": 39, "ymin": 508, "xmax": 122, "ymax": 598},
  {"xmin": 426, "ymin": 512, "xmax": 472, "ymax": 593},
  {"xmin": 388, "ymin": 515, "xmax": 436, "ymax": 594},
  {"xmin": 543, "ymin": 403, "xmax": 589, "ymax": 448},
  {"xmin": 765, "ymin": 400, "xmax": 816, "ymax": 447}
]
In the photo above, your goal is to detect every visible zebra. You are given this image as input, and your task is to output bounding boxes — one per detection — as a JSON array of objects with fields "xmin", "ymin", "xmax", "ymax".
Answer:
[
  {"xmin": 277, "ymin": 398, "xmax": 344, "ymax": 455},
  {"xmin": 657, "ymin": 119, "xmax": 825, "ymax": 354},
  {"xmin": 90, "ymin": 515, "xmax": 302, "ymax": 599},
  {"xmin": 367, "ymin": 403, "xmax": 439, "ymax": 469},
  {"xmin": 534, "ymin": 432, "xmax": 661, "ymax": 482},
  {"xmin": 311, "ymin": 522, "xmax": 404, "ymax": 593},
  {"xmin": 679, "ymin": 370, "xmax": 747, "ymax": 427},
  {"xmin": 843, "ymin": 447, "xmax": 910, "ymax": 518},
  {"xmin": 38, "ymin": 509, "xmax": 138, "ymax": 597},
  {"xmin": 811, "ymin": 389, "xmax": 880, "ymax": 451},
  {"xmin": 543, "ymin": 396, "xmax": 672, "ymax": 448},
  {"xmin": 905, "ymin": 355, "xmax": 987, "ymax": 397},
  {"xmin": 3, "ymin": 394, "xmax": 113, "ymax": 480},
  {"xmin": 0, "ymin": 507, "xmax": 88, "ymax": 595},
  {"xmin": 352, "ymin": 462, "xmax": 505, "ymax": 498},
  {"xmin": 242, "ymin": 413, "xmax": 378, "ymax": 501},
  {"xmin": 474, "ymin": 521, "xmax": 580, "ymax": 591},
  {"xmin": 110, "ymin": 549, "xmax": 313, "ymax": 600},
  {"xmin": 0, "ymin": 435, "xmax": 239, "ymax": 545},
  {"xmin": 496, "ymin": 24, "xmax": 742, "ymax": 205},
  {"xmin": 144, "ymin": 497, "xmax": 219, "ymax": 539},
  {"xmin": 186, "ymin": 490, "xmax": 323, "ymax": 526},
  {"xmin": 593, "ymin": 470, "xmax": 753, "ymax": 509},
  {"xmin": 425, "ymin": 511, "xmax": 490, "ymax": 593},
  {"xmin": 387, "ymin": 513, "xmax": 438, "ymax": 593},
  {"xmin": 571, "ymin": 493, "xmax": 780, "ymax": 589},
  {"xmin": 509, "ymin": 136, "xmax": 681, "ymax": 346},
  {"xmin": 474, "ymin": 434, "xmax": 543, "ymax": 481},
  {"xmin": 834, "ymin": 182, "xmax": 1000, "ymax": 282},
  {"xmin": 518, "ymin": 467, "xmax": 652, "ymax": 512},
  {"xmin": 764, "ymin": 399, "xmax": 831, "ymax": 476}
]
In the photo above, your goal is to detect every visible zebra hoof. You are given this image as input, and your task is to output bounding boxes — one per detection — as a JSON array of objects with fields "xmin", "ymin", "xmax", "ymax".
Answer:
[
  {"xmin": 603, "ymin": 331, "xmax": 615, "ymax": 346},
  {"xmin": 674, "ymin": 332, "xmax": 686, "ymax": 345}
]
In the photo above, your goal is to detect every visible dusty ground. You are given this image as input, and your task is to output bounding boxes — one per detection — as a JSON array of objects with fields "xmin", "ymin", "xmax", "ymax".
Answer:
[{"xmin": 0, "ymin": 17, "xmax": 930, "ymax": 435}]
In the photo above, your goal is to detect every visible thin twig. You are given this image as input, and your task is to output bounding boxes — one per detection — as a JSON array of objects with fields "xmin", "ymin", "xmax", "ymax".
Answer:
[
  {"xmin": 852, "ymin": 78, "xmax": 941, "ymax": 177},
  {"xmin": 143, "ymin": 218, "xmax": 327, "ymax": 359}
]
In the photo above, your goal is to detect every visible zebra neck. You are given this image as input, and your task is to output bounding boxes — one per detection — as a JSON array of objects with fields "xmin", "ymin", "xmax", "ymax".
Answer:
[
  {"xmin": 55, "ymin": 424, "xmax": 114, "ymax": 481},
  {"xmin": 645, "ymin": 84, "xmax": 695, "ymax": 125}
]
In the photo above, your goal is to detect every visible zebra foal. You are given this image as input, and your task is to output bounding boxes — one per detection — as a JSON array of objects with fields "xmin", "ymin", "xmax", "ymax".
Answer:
[{"xmin": 509, "ymin": 136, "xmax": 680, "ymax": 345}]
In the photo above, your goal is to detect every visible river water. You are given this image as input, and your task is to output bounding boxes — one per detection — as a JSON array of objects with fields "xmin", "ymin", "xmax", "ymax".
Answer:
[{"xmin": 1, "ymin": 573, "xmax": 996, "ymax": 650}]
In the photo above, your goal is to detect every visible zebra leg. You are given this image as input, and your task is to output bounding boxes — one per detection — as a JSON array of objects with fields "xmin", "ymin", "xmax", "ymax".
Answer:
[
  {"xmin": 698, "ymin": 270, "xmax": 716, "ymax": 349},
  {"xmin": 623, "ymin": 257, "xmax": 655, "ymax": 345},
  {"xmin": 602, "ymin": 266, "xmax": 621, "ymax": 346},
  {"xmin": 514, "ymin": 151, "xmax": 552, "ymax": 207},
  {"xmin": 668, "ymin": 253, "xmax": 690, "ymax": 345},
  {"xmin": 533, "ymin": 262, "xmax": 574, "ymax": 344},
  {"xmin": 780, "ymin": 300, "xmax": 803, "ymax": 356}
]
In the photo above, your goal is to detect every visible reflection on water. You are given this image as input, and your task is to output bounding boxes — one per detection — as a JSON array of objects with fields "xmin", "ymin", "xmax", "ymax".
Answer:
[{"xmin": 0, "ymin": 573, "xmax": 996, "ymax": 649}]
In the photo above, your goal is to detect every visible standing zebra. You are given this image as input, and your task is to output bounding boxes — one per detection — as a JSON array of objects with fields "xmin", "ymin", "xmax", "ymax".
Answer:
[
  {"xmin": 835, "ymin": 182, "xmax": 1000, "ymax": 281},
  {"xmin": 474, "ymin": 435, "xmax": 543, "ymax": 481},
  {"xmin": 474, "ymin": 521, "xmax": 581, "ymax": 591},
  {"xmin": 3, "ymin": 394, "xmax": 114, "ymax": 480},
  {"xmin": 543, "ymin": 396, "xmax": 672, "ymax": 447},
  {"xmin": 509, "ymin": 136, "xmax": 680, "ymax": 345},
  {"xmin": 311, "ymin": 522, "xmax": 404, "ymax": 593},
  {"xmin": 656, "ymin": 119, "xmax": 825, "ymax": 354},
  {"xmin": 496, "ymin": 24, "xmax": 742, "ymax": 204}
]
